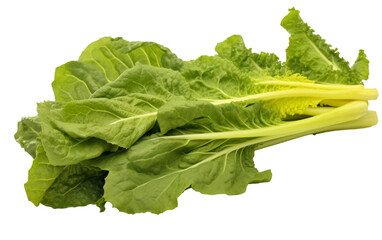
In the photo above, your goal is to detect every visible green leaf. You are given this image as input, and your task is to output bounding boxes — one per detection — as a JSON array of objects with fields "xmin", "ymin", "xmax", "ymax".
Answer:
[
  {"xmin": 181, "ymin": 56, "xmax": 314, "ymax": 118},
  {"xmin": 37, "ymin": 95, "xmax": 159, "ymax": 165},
  {"xmin": 181, "ymin": 53, "xmax": 376, "ymax": 118},
  {"xmin": 25, "ymin": 142, "xmax": 65, "ymax": 206},
  {"xmin": 251, "ymin": 52, "xmax": 286, "ymax": 76},
  {"xmin": 85, "ymin": 103, "xmax": 279, "ymax": 213},
  {"xmin": 37, "ymin": 65, "xmax": 192, "ymax": 165},
  {"xmin": 104, "ymin": 143, "xmax": 271, "ymax": 214},
  {"xmin": 351, "ymin": 50, "xmax": 369, "ymax": 81},
  {"xmin": 79, "ymin": 37, "xmax": 183, "ymax": 83},
  {"xmin": 215, "ymin": 35, "xmax": 284, "ymax": 76},
  {"xmin": 15, "ymin": 117, "xmax": 41, "ymax": 158},
  {"xmin": 96, "ymin": 197, "xmax": 107, "ymax": 212},
  {"xmin": 215, "ymin": 35, "xmax": 256, "ymax": 71},
  {"xmin": 25, "ymin": 141, "xmax": 107, "ymax": 209},
  {"xmin": 52, "ymin": 37, "xmax": 183, "ymax": 102},
  {"xmin": 157, "ymin": 100, "xmax": 280, "ymax": 134},
  {"xmin": 92, "ymin": 63, "xmax": 191, "ymax": 99},
  {"xmin": 85, "ymin": 100, "xmax": 371, "ymax": 214},
  {"xmin": 39, "ymin": 121, "xmax": 118, "ymax": 166},
  {"xmin": 41, "ymin": 165, "xmax": 107, "ymax": 209},
  {"xmin": 157, "ymin": 100, "xmax": 216, "ymax": 134},
  {"xmin": 52, "ymin": 61, "xmax": 109, "ymax": 102},
  {"xmin": 281, "ymin": 8, "xmax": 369, "ymax": 84},
  {"xmin": 182, "ymin": 55, "xmax": 256, "ymax": 100}
]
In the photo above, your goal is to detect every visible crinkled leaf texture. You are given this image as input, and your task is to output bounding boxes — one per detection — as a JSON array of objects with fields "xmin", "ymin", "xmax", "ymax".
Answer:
[
  {"xmin": 85, "ymin": 103, "xmax": 278, "ymax": 214},
  {"xmin": 182, "ymin": 55, "xmax": 323, "ymax": 117},
  {"xmin": 182, "ymin": 55, "xmax": 256, "ymax": 100},
  {"xmin": 15, "ymin": 123, "xmax": 110, "ymax": 211},
  {"xmin": 52, "ymin": 61, "xmax": 109, "ymax": 102},
  {"xmin": 24, "ymin": 141, "xmax": 107, "ymax": 210},
  {"xmin": 37, "ymin": 96, "xmax": 159, "ymax": 165},
  {"xmin": 215, "ymin": 34, "xmax": 285, "ymax": 76},
  {"xmin": 38, "ymin": 120, "xmax": 118, "ymax": 166},
  {"xmin": 281, "ymin": 8, "xmax": 369, "ymax": 84},
  {"xmin": 14, "ymin": 118, "xmax": 109, "ymax": 211},
  {"xmin": 91, "ymin": 63, "xmax": 191, "ymax": 99},
  {"xmin": 14, "ymin": 117, "xmax": 41, "ymax": 158},
  {"xmin": 52, "ymin": 37, "xmax": 183, "ymax": 102},
  {"xmin": 39, "ymin": 64, "xmax": 191, "ymax": 165}
]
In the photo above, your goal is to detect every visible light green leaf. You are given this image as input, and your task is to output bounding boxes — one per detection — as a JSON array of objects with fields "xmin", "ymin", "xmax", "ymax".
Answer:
[
  {"xmin": 25, "ymin": 141, "xmax": 107, "ymax": 209},
  {"xmin": 92, "ymin": 63, "xmax": 191, "ymax": 100},
  {"xmin": 157, "ymin": 100, "xmax": 280, "ymax": 134},
  {"xmin": 215, "ymin": 35, "xmax": 256, "ymax": 71},
  {"xmin": 52, "ymin": 37, "xmax": 183, "ymax": 102},
  {"xmin": 84, "ymin": 100, "xmax": 371, "ymax": 214},
  {"xmin": 24, "ymin": 142, "xmax": 65, "ymax": 206},
  {"xmin": 79, "ymin": 37, "xmax": 183, "ymax": 83},
  {"xmin": 182, "ymin": 55, "xmax": 256, "ymax": 100},
  {"xmin": 15, "ymin": 117, "xmax": 41, "ymax": 158},
  {"xmin": 215, "ymin": 35, "xmax": 284, "ymax": 76},
  {"xmin": 104, "ymin": 143, "xmax": 271, "ymax": 214},
  {"xmin": 182, "ymin": 54, "xmax": 376, "ymax": 118},
  {"xmin": 37, "ymin": 96, "xmax": 159, "ymax": 165},
  {"xmin": 38, "ymin": 64, "xmax": 193, "ymax": 165},
  {"xmin": 281, "ymin": 8, "xmax": 369, "ymax": 84},
  {"xmin": 39, "ymin": 121, "xmax": 118, "ymax": 166},
  {"xmin": 52, "ymin": 61, "xmax": 109, "ymax": 102},
  {"xmin": 85, "ymin": 103, "xmax": 279, "ymax": 213},
  {"xmin": 351, "ymin": 50, "xmax": 369, "ymax": 81}
]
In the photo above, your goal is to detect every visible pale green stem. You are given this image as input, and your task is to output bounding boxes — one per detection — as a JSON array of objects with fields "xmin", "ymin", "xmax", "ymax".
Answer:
[
  {"xmin": 255, "ymin": 80, "xmax": 365, "ymax": 90},
  {"xmin": 302, "ymin": 106, "xmax": 335, "ymax": 116},
  {"xmin": 319, "ymin": 99, "xmax": 368, "ymax": 107},
  {"xmin": 255, "ymin": 111, "xmax": 378, "ymax": 150},
  {"xmin": 164, "ymin": 101, "xmax": 369, "ymax": 140},
  {"xmin": 164, "ymin": 107, "xmax": 376, "ymax": 162},
  {"xmin": 205, "ymin": 88, "xmax": 378, "ymax": 105}
]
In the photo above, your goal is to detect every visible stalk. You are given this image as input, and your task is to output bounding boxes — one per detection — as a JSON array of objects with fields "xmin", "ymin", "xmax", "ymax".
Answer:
[
  {"xmin": 255, "ymin": 111, "xmax": 377, "ymax": 150},
  {"xmin": 254, "ymin": 80, "xmax": 365, "ymax": 90},
  {"xmin": 319, "ymin": 99, "xmax": 367, "ymax": 107},
  {"xmin": 207, "ymin": 88, "xmax": 378, "ymax": 105},
  {"xmin": 164, "ymin": 101, "xmax": 369, "ymax": 140},
  {"xmin": 302, "ymin": 106, "xmax": 335, "ymax": 116}
]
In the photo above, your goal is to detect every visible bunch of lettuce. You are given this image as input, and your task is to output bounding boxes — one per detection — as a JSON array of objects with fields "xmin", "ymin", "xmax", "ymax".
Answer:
[{"xmin": 15, "ymin": 8, "xmax": 378, "ymax": 214}]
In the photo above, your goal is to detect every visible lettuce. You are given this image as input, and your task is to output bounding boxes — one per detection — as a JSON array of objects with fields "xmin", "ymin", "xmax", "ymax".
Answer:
[{"xmin": 15, "ymin": 8, "xmax": 378, "ymax": 214}]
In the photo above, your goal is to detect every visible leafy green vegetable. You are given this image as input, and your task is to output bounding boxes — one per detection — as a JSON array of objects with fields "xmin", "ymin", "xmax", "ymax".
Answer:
[
  {"xmin": 15, "ymin": 8, "xmax": 378, "ymax": 214},
  {"xmin": 42, "ymin": 55, "xmax": 377, "ymax": 166},
  {"xmin": 41, "ymin": 27, "xmax": 377, "ymax": 167}
]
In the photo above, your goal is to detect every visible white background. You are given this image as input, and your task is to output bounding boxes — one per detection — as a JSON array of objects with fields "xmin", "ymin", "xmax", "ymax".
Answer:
[{"xmin": 1, "ymin": 0, "xmax": 381, "ymax": 239}]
